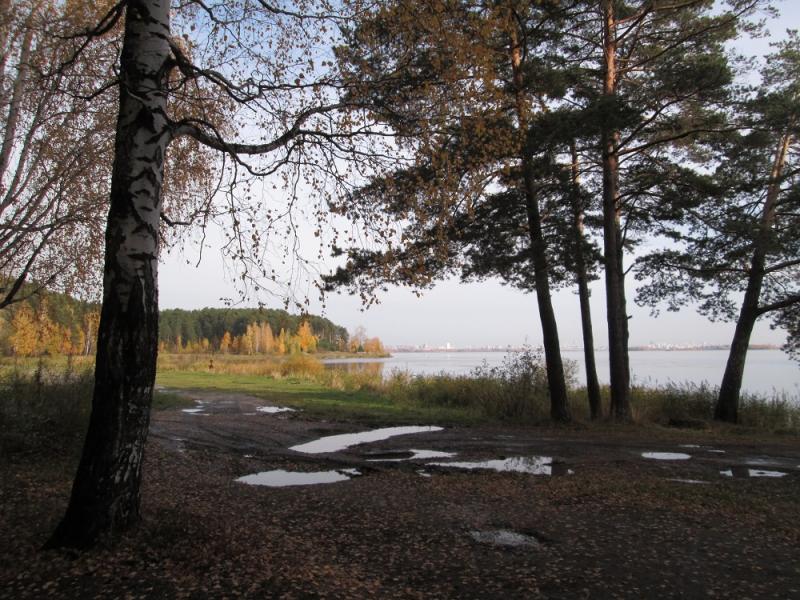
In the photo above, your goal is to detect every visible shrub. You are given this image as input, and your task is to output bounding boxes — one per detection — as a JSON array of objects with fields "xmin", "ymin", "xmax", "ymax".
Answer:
[
  {"xmin": 627, "ymin": 381, "xmax": 799, "ymax": 432},
  {"xmin": 280, "ymin": 353, "xmax": 325, "ymax": 378},
  {"xmin": 0, "ymin": 358, "xmax": 93, "ymax": 453},
  {"xmin": 379, "ymin": 347, "xmax": 574, "ymax": 423}
]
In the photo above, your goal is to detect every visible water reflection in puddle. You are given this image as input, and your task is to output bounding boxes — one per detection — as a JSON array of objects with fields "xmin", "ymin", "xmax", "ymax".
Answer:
[
  {"xmin": 744, "ymin": 456, "xmax": 787, "ymax": 466},
  {"xmin": 667, "ymin": 478, "xmax": 710, "ymax": 485},
  {"xmin": 256, "ymin": 406, "xmax": 296, "ymax": 414},
  {"xmin": 290, "ymin": 426, "xmax": 443, "ymax": 454},
  {"xmin": 236, "ymin": 468, "xmax": 361, "ymax": 487},
  {"xmin": 182, "ymin": 408, "xmax": 206, "ymax": 415},
  {"xmin": 679, "ymin": 445, "xmax": 726, "ymax": 454},
  {"xmin": 470, "ymin": 530, "xmax": 542, "ymax": 548},
  {"xmin": 367, "ymin": 449, "xmax": 456, "ymax": 462},
  {"xmin": 642, "ymin": 452, "xmax": 691, "ymax": 460},
  {"xmin": 429, "ymin": 456, "xmax": 571, "ymax": 476},
  {"xmin": 721, "ymin": 468, "xmax": 787, "ymax": 478}
]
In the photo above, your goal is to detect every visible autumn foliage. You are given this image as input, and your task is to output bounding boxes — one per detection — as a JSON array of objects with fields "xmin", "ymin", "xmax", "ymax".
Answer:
[
  {"xmin": 0, "ymin": 296, "xmax": 388, "ymax": 358},
  {"xmin": 1, "ymin": 294, "xmax": 99, "ymax": 357}
]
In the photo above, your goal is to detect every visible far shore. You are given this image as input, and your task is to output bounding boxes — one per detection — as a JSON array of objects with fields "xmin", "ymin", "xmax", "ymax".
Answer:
[{"xmin": 385, "ymin": 345, "xmax": 781, "ymax": 353}]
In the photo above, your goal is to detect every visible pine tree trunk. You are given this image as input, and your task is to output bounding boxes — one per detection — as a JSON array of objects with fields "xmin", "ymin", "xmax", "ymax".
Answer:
[
  {"xmin": 577, "ymin": 269, "xmax": 602, "ymax": 419},
  {"xmin": 569, "ymin": 142, "xmax": 602, "ymax": 419},
  {"xmin": 522, "ymin": 157, "xmax": 571, "ymax": 422},
  {"xmin": 601, "ymin": 0, "xmax": 631, "ymax": 421},
  {"xmin": 715, "ymin": 300, "xmax": 757, "ymax": 423},
  {"xmin": 715, "ymin": 133, "xmax": 792, "ymax": 423},
  {"xmin": 509, "ymin": 28, "xmax": 570, "ymax": 423},
  {"xmin": 47, "ymin": 0, "xmax": 170, "ymax": 549}
]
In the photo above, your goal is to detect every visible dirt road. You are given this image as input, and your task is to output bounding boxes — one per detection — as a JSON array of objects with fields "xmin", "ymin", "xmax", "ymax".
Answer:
[{"xmin": 2, "ymin": 389, "xmax": 799, "ymax": 598}]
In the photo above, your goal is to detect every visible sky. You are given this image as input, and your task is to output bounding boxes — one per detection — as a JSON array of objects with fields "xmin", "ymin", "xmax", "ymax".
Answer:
[{"xmin": 160, "ymin": 1, "xmax": 799, "ymax": 349}]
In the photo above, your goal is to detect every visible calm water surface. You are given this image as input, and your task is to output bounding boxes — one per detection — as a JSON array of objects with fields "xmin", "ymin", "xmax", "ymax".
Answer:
[{"xmin": 324, "ymin": 350, "xmax": 800, "ymax": 399}]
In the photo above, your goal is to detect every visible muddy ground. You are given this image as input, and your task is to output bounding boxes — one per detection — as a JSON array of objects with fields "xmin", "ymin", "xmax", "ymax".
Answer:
[{"xmin": 2, "ymin": 389, "xmax": 799, "ymax": 599}]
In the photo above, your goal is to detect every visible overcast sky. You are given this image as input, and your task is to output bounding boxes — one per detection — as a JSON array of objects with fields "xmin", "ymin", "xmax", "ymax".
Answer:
[{"xmin": 160, "ymin": 2, "xmax": 799, "ymax": 349}]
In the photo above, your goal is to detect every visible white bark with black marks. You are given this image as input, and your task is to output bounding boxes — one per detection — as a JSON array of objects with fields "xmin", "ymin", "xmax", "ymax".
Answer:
[{"xmin": 48, "ymin": 0, "xmax": 171, "ymax": 549}]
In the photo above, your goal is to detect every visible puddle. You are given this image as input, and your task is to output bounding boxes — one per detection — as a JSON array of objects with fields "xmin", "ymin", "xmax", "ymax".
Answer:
[
  {"xmin": 256, "ymin": 406, "xmax": 296, "ymax": 414},
  {"xmin": 641, "ymin": 452, "xmax": 691, "ymax": 460},
  {"xmin": 429, "ymin": 456, "xmax": 571, "ymax": 476},
  {"xmin": 236, "ymin": 468, "xmax": 362, "ymax": 487},
  {"xmin": 747, "ymin": 469, "xmax": 788, "ymax": 478},
  {"xmin": 367, "ymin": 449, "xmax": 456, "ymax": 462},
  {"xmin": 667, "ymin": 478, "xmax": 710, "ymax": 485},
  {"xmin": 418, "ymin": 470, "xmax": 432, "ymax": 478},
  {"xmin": 290, "ymin": 426, "xmax": 443, "ymax": 454},
  {"xmin": 743, "ymin": 456, "xmax": 787, "ymax": 466},
  {"xmin": 181, "ymin": 408, "xmax": 206, "ymax": 415},
  {"xmin": 721, "ymin": 468, "xmax": 788, "ymax": 478},
  {"xmin": 678, "ymin": 445, "xmax": 725, "ymax": 454},
  {"xmin": 470, "ymin": 530, "xmax": 543, "ymax": 548}
]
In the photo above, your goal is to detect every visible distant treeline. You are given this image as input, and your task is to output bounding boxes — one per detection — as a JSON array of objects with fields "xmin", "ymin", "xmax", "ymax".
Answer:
[
  {"xmin": 0, "ymin": 289, "xmax": 361, "ymax": 356},
  {"xmin": 159, "ymin": 308, "xmax": 350, "ymax": 353},
  {"xmin": 0, "ymin": 289, "xmax": 100, "ymax": 357}
]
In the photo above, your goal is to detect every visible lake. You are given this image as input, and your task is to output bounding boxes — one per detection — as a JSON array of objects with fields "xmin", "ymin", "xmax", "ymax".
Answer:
[{"xmin": 324, "ymin": 349, "xmax": 800, "ymax": 399}]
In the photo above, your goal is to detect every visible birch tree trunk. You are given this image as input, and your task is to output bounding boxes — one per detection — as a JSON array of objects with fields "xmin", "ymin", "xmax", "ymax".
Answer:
[
  {"xmin": 601, "ymin": 0, "xmax": 631, "ymax": 420},
  {"xmin": 47, "ymin": 0, "xmax": 170, "ymax": 549},
  {"xmin": 715, "ymin": 133, "xmax": 792, "ymax": 422},
  {"xmin": 0, "ymin": 18, "xmax": 32, "ymax": 187}
]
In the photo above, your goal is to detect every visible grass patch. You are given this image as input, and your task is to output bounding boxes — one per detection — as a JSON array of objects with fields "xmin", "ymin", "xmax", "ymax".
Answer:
[
  {"xmin": 152, "ymin": 390, "xmax": 196, "ymax": 411},
  {"xmin": 2, "ymin": 352, "xmax": 796, "ymax": 443},
  {"xmin": 157, "ymin": 349, "xmax": 799, "ymax": 432},
  {"xmin": 625, "ymin": 381, "xmax": 800, "ymax": 432},
  {"xmin": 155, "ymin": 369, "xmax": 474, "ymax": 424},
  {"xmin": 0, "ymin": 358, "xmax": 93, "ymax": 454}
]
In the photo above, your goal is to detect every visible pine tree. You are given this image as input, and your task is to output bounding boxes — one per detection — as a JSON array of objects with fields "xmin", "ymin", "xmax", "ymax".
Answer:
[{"xmin": 636, "ymin": 34, "xmax": 799, "ymax": 422}]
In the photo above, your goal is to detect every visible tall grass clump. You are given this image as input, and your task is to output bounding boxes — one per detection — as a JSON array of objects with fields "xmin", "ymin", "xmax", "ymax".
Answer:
[
  {"xmin": 628, "ymin": 381, "xmax": 800, "ymax": 432},
  {"xmin": 738, "ymin": 391, "xmax": 800, "ymax": 432},
  {"xmin": 157, "ymin": 352, "xmax": 323, "ymax": 378},
  {"xmin": 320, "ymin": 366, "xmax": 384, "ymax": 393},
  {"xmin": 0, "ymin": 358, "xmax": 94, "ymax": 453},
  {"xmin": 383, "ymin": 347, "xmax": 571, "ymax": 423},
  {"xmin": 629, "ymin": 381, "xmax": 717, "ymax": 424},
  {"xmin": 280, "ymin": 353, "xmax": 326, "ymax": 378}
]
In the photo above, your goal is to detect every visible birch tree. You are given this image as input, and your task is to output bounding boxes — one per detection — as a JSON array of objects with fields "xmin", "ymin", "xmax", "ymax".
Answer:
[
  {"xmin": 0, "ymin": 1, "xmax": 112, "ymax": 307},
  {"xmin": 0, "ymin": 0, "xmax": 215, "ymax": 308},
  {"xmin": 46, "ymin": 0, "xmax": 380, "ymax": 549}
]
